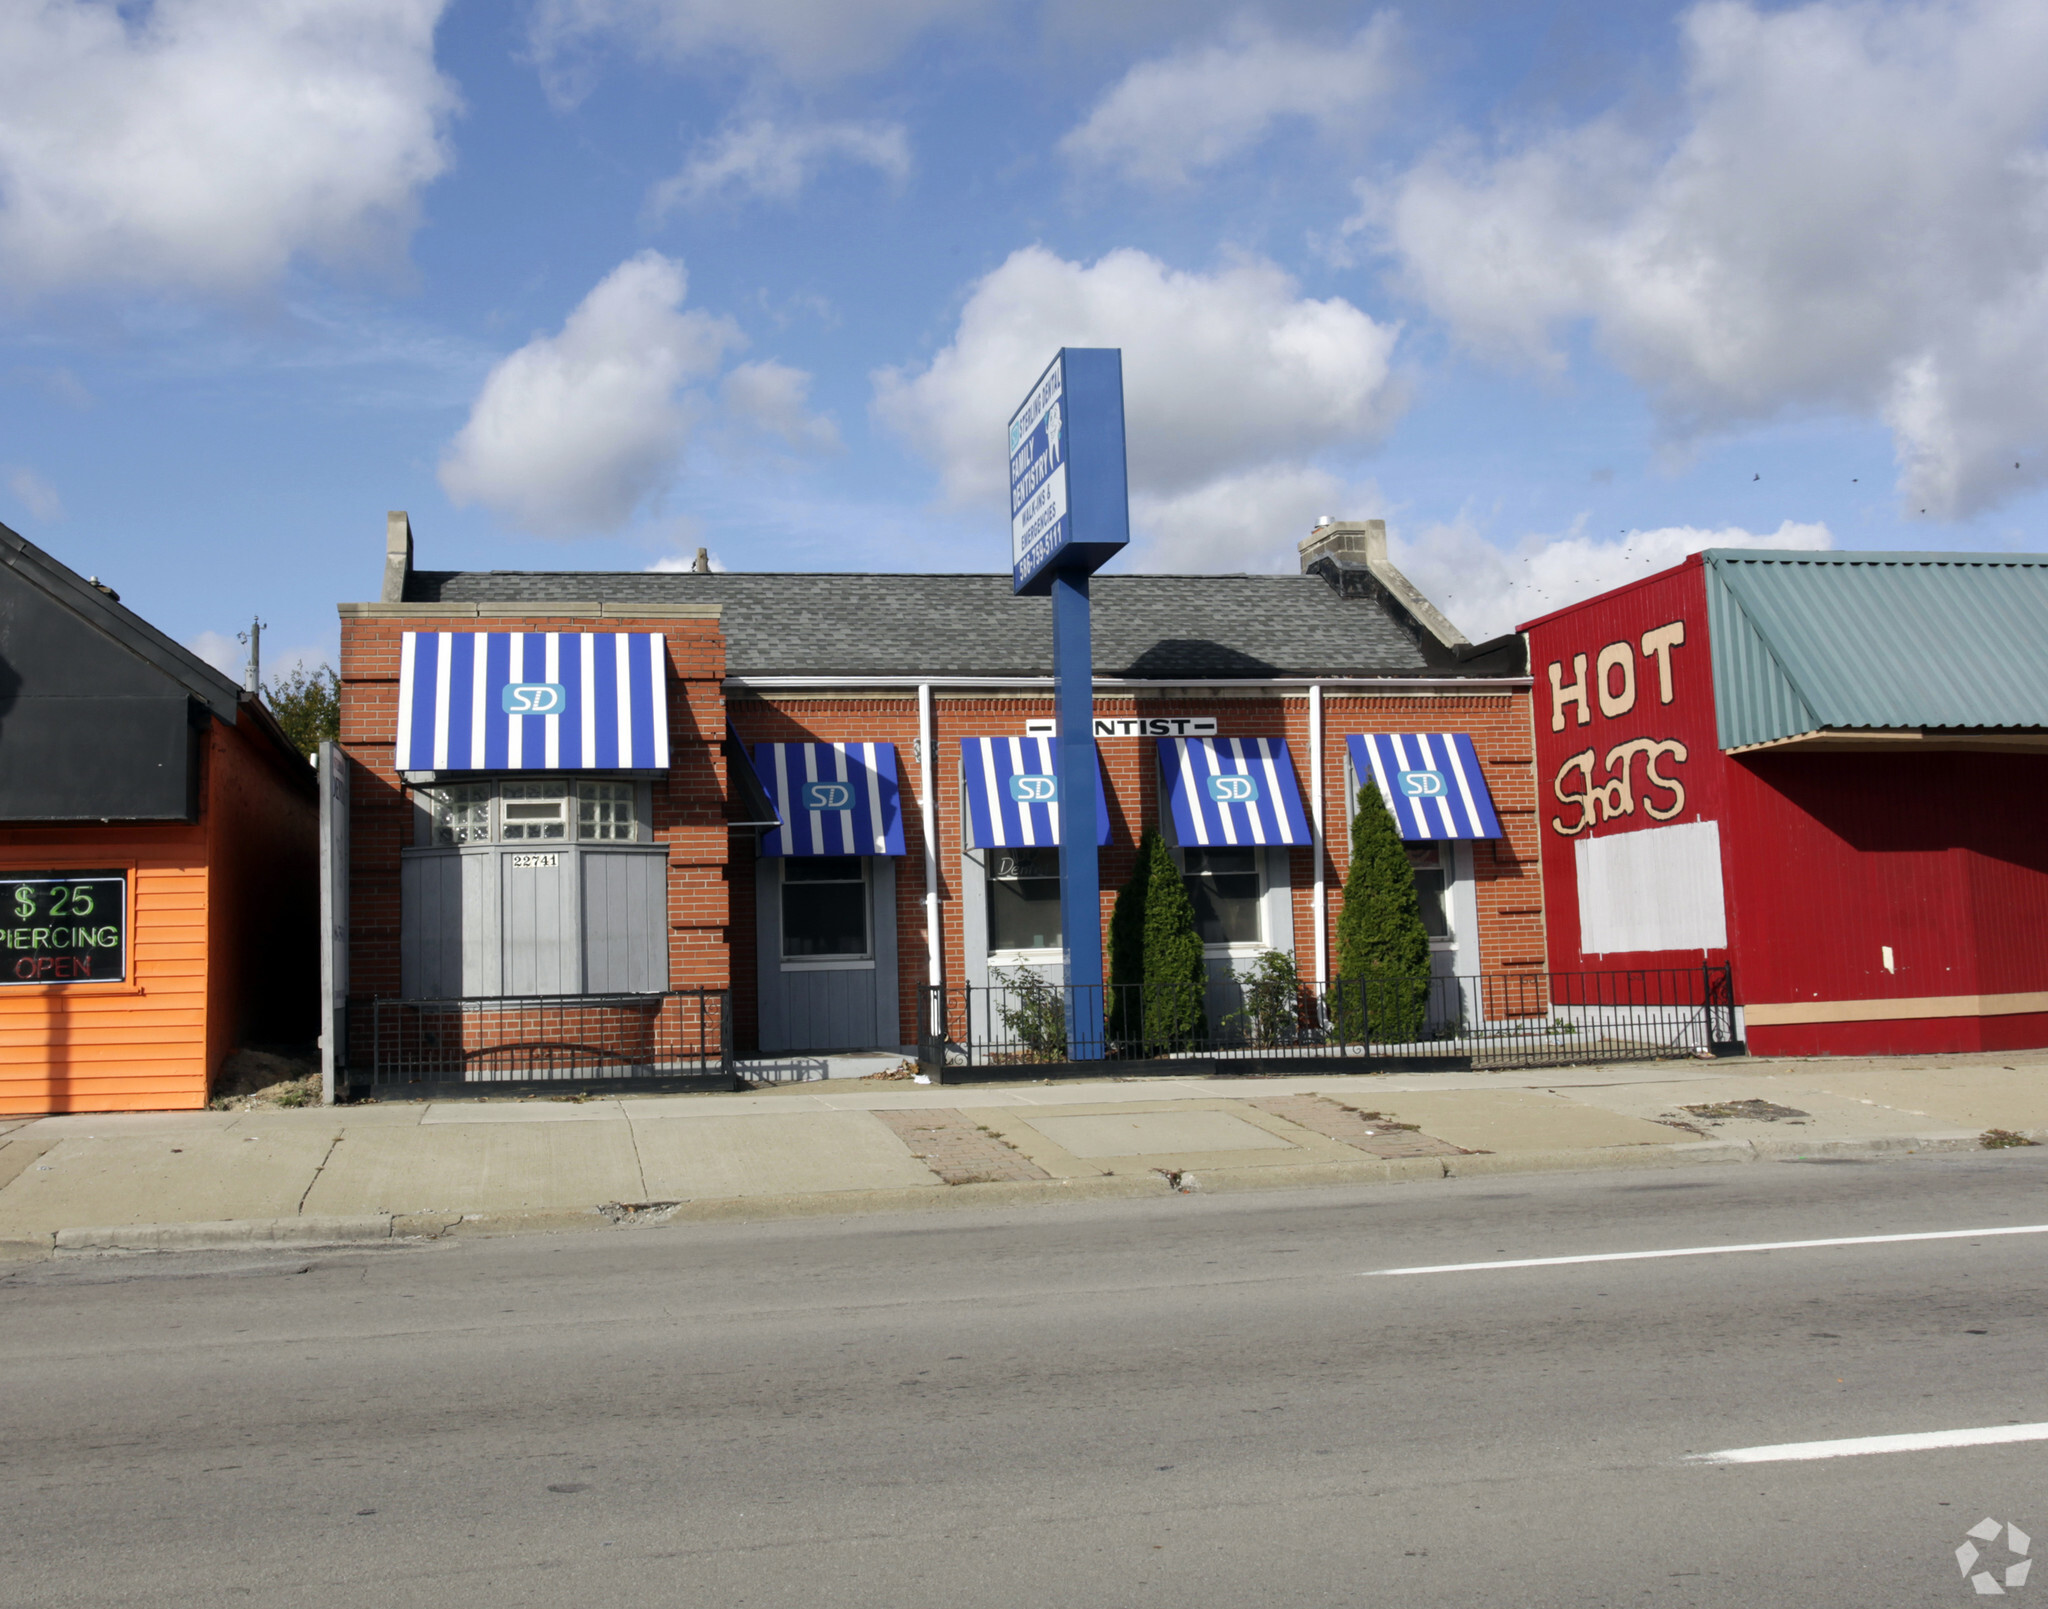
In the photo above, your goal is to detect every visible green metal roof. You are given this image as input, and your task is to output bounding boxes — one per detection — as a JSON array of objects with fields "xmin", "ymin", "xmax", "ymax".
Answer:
[{"xmin": 1703, "ymin": 550, "xmax": 2048, "ymax": 749}]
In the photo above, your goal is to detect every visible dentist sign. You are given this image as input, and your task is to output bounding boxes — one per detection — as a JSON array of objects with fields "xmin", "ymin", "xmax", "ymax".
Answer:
[{"xmin": 1008, "ymin": 349, "xmax": 1130, "ymax": 595}]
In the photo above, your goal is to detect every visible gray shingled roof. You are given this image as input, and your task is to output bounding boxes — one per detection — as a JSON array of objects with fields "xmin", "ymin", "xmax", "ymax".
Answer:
[{"xmin": 405, "ymin": 569, "xmax": 1452, "ymax": 679}]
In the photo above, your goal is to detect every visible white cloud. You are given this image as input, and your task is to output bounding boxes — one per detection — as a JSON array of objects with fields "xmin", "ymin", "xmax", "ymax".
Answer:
[
  {"xmin": 1390, "ymin": 519, "xmax": 1834, "ymax": 643},
  {"xmin": 873, "ymin": 245, "xmax": 1402, "ymax": 513},
  {"xmin": 1128, "ymin": 465, "xmax": 1374, "ymax": 573},
  {"xmin": 188, "ymin": 629, "xmax": 242, "ymax": 678},
  {"xmin": 648, "ymin": 548, "xmax": 727, "ymax": 571},
  {"xmin": 651, "ymin": 118, "xmax": 909, "ymax": 211},
  {"xmin": 0, "ymin": 0, "xmax": 456, "ymax": 298},
  {"xmin": 720, "ymin": 360, "xmax": 841, "ymax": 450},
  {"xmin": 189, "ymin": 629, "xmax": 329, "ymax": 684},
  {"xmin": 13, "ymin": 366, "xmax": 92, "ymax": 409},
  {"xmin": 5, "ymin": 466, "xmax": 62, "ymax": 522},
  {"xmin": 1062, "ymin": 14, "xmax": 1398, "ymax": 187},
  {"xmin": 439, "ymin": 251, "xmax": 743, "ymax": 536},
  {"xmin": 527, "ymin": 0, "xmax": 983, "ymax": 90},
  {"xmin": 1378, "ymin": 0, "xmax": 2048, "ymax": 519}
]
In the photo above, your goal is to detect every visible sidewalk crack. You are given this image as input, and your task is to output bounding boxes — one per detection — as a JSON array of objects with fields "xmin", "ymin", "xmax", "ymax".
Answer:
[
  {"xmin": 296, "ymin": 1135, "xmax": 341, "ymax": 1216},
  {"xmin": 625, "ymin": 1113, "xmax": 651, "ymax": 1201}
]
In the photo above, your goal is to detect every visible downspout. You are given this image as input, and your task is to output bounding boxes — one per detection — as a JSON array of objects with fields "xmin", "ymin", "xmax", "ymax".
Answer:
[
  {"xmin": 918, "ymin": 682, "xmax": 940, "ymax": 1012},
  {"xmin": 1309, "ymin": 681, "xmax": 1327, "ymax": 987}
]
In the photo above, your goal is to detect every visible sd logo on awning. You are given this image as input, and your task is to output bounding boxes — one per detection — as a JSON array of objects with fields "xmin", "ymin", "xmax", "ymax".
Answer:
[
  {"xmin": 1008, "ymin": 774, "xmax": 1058, "ymax": 802},
  {"xmin": 1206, "ymin": 774, "xmax": 1261, "ymax": 803},
  {"xmin": 802, "ymin": 781, "xmax": 855, "ymax": 811},
  {"xmin": 500, "ymin": 682, "xmax": 566, "ymax": 715}
]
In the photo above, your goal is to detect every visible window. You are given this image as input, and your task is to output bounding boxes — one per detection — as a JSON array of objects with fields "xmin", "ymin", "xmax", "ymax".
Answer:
[
  {"xmin": 427, "ymin": 783, "xmax": 491, "ymax": 846},
  {"xmin": 987, "ymin": 848, "xmax": 1062, "ymax": 952},
  {"xmin": 577, "ymin": 780, "xmax": 636, "ymax": 841},
  {"xmin": 782, "ymin": 856, "xmax": 869, "ymax": 959},
  {"xmin": 500, "ymin": 781, "xmax": 567, "ymax": 840},
  {"xmin": 1407, "ymin": 845, "xmax": 1451, "ymax": 940},
  {"xmin": 1182, "ymin": 847, "xmax": 1261, "ymax": 945}
]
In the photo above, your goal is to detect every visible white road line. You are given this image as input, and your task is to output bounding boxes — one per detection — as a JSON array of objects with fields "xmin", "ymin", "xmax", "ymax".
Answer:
[
  {"xmin": 1691, "ymin": 1424, "xmax": 2048, "ymax": 1464},
  {"xmin": 1360, "ymin": 1223, "xmax": 2048, "ymax": 1277}
]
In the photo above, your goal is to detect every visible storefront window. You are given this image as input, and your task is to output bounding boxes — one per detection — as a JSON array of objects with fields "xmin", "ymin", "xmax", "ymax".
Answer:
[
  {"xmin": 577, "ymin": 781, "xmax": 636, "ymax": 841},
  {"xmin": 782, "ymin": 857, "xmax": 869, "ymax": 959},
  {"xmin": 428, "ymin": 783, "xmax": 492, "ymax": 846},
  {"xmin": 1406, "ymin": 845, "xmax": 1451, "ymax": 940},
  {"xmin": 501, "ymin": 781, "xmax": 567, "ymax": 840},
  {"xmin": 988, "ymin": 848, "xmax": 1061, "ymax": 952},
  {"xmin": 1183, "ymin": 847, "xmax": 1261, "ymax": 945}
]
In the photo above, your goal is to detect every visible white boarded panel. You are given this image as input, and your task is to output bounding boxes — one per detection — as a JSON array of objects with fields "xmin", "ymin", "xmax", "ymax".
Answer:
[{"xmin": 1575, "ymin": 820, "xmax": 1728, "ymax": 955}]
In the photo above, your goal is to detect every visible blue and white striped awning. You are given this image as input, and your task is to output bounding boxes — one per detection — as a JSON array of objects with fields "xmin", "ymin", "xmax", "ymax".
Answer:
[
  {"xmin": 1157, "ymin": 737, "xmax": 1313, "ymax": 847},
  {"xmin": 395, "ymin": 632, "xmax": 670, "ymax": 772},
  {"xmin": 751, "ymin": 742, "xmax": 906, "ymax": 857},
  {"xmin": 960, "ymin": 738, "xmax": 1111, "ymax": 848},
  {"xmin": 1347, "ymin": 733, "xmax": 1502, "ymax": 840}
]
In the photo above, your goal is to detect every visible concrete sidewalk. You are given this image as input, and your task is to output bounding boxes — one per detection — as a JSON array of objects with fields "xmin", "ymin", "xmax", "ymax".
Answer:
[{"xmin": 3, "ymin": 1049, "xmax": 2045, "ymax": 1256}]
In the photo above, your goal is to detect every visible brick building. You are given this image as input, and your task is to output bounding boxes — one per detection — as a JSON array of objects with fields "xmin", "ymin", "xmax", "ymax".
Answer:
[{"xmin": 334, "ymin": 516, "xmax": 1539, "ymax": 1084}]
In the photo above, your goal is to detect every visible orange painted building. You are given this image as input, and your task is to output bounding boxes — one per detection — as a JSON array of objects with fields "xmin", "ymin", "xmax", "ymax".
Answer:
[{"xmin": 0, "ymin": 526, "xmax": 319, "ymax": 1114}]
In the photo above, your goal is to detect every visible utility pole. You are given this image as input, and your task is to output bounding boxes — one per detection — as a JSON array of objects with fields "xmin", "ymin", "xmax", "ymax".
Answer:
[{"xmin": 239, "ymin": 617, "xmax": 265, "ymax": 695}]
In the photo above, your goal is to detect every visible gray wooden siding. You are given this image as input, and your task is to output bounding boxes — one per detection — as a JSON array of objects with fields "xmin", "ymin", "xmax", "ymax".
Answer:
[
  {"xmin": 501, "ymin": 854, "xmax": 580, "ymax": 995},
  {"xmin": 582, "ymin": 847, "xmax": 669, "ymax": 993},
  {"xmin": 401, "ymin": 844, "xmax": 670, "ymax": 1000}
]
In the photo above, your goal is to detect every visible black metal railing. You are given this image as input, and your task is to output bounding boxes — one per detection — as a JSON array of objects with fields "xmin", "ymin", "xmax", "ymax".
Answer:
[
  {"xmin": 354, "ymin": 988, "xmax": 733, "ymax": 1095},
  {"xmin": 917, "ymin": 964, "xmax": 1738, "ymax": 1078}
]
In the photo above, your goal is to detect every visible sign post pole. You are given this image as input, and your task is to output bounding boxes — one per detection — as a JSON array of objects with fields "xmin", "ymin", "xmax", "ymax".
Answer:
[
  {"xmin": 1050, "ymin": 571, "xmax": 1103, "ymax": 1059},
  {"xmin": 1009, "ymin": 348, "xmax": 1129, "ymax": 1063}
]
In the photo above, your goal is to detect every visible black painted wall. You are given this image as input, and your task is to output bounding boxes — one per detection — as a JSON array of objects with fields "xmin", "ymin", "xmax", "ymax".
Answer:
[{"xmin": 0, "ymin": 565, "xmax": 204, "ymax": 820}]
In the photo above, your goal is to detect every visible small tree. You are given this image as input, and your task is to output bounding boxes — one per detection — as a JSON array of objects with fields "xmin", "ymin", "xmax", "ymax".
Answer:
[
  {"xmin": 1106, "ymin": 830, "xmax": 1157, "ymax": 1051},
  {"xmin": 264, "ymin": 662, "xmax": 340, "ymax": 759},
  {"xmin": 1140, "ymin": 830, "xmax": 1207, "ymax": 1052},
  {"xmin": 1334, "ymin": 780, "xmax": 1432, "ymax": 1044}
]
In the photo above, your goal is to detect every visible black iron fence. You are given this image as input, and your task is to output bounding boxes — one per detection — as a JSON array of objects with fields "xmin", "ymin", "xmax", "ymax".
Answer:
[
  {"xmin": 351, "ymin": 988, "xmax": 734, "ymax": 1097},
  {"xmin": 917, "ymin": 965, "xmax": 1738, "ymax": 1080}
]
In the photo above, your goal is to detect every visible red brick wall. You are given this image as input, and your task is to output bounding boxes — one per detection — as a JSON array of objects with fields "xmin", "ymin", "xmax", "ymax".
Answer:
[
  {"xmin": 337, "ymin": 614, "xmax": 729, "ymax": 1002},
  {"xmin": 730, "ymin": 685, "xmax": 1540, "ymax": 1051}
]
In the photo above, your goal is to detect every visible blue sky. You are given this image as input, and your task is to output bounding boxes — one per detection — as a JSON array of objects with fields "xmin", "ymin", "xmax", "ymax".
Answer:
[{"xmin": 2, "ymin": 0, "xmax": 2044, "ymax": 678}]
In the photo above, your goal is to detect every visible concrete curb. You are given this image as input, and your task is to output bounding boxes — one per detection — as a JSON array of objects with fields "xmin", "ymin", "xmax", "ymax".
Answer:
[
  {"xmin": 3, "ymin": 1130, "xmax": 2034, "ymax": 1256},
  {"xmin": 52, "ymin": 1215, "xmax": 394, "ymax": 1253}
]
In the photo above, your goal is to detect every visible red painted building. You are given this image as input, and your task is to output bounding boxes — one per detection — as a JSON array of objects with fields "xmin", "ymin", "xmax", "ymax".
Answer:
[{"xmin": 1523, "ymin": 550, "xmax": 2048, "ymax": 1056}]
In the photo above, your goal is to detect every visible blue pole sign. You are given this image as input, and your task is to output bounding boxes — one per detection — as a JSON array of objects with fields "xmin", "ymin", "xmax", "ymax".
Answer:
[
  {"xmin": 1009, "ymin": 349, "xmax": 1130, "ymax": 596},
  {"xmin": 1008, "ymin": 349, "xmax": 1130, "ymax": 1061}
]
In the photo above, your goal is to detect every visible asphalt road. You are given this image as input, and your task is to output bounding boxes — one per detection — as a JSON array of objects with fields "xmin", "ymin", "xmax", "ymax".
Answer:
[{"xmin": 5, "ymin": 1152, "xmax": 2047, "ymax": 1608}]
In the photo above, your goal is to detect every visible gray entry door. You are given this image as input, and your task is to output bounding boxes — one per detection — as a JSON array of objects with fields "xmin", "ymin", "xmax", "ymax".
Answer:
[{"xmin": 756, "ymin": 856, "xmax": 899, "ymax": 1052}]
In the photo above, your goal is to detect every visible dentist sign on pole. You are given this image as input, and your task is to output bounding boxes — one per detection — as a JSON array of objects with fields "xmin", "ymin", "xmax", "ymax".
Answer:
[{"xmin": 1008, "ymin": 348, "xmax": 1129, "ymax": 1060}]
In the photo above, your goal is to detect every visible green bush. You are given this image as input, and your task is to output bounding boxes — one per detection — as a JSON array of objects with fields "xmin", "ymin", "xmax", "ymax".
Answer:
[
  {"xmin": 1106, "ymin": 830, "xmax": 1157, "ymax": 1052},
  {"xmin": 1226, "ymin": 948, "xmax": 1301, "ymax": 1048},
  {"xmin": 993, "ymin": 967, "xmax": 1067, "ymax": 1062},
  {"xmin": 1334, "ymin": 781, "xmax": 1431, "ymax": 1044},
  {"xmin": 1141, "ymin": 831, "xmax": 1207, "ymax": 1052}
]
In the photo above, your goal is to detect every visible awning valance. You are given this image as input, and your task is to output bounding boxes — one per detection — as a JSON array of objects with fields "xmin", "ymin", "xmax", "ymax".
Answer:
[
  {"xmin": 1158, "ymin": 737, "xmax": 1313, "ymax": 847},
  {"xmin": 395, "ymin": 632, "xmax": 669, "ymax": 772},
  {"xmin": 961, "ymin": 737, "xmax": 1111, "ymax": 848},
  {"xmin": 751, "ymin": 742, "xmax": 905, "ymax": 857},
  {"xmin": 1347, "ymin": 733, "xmax": 1502, "ymax": 840}
]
